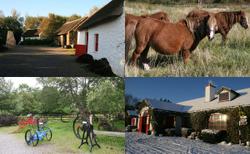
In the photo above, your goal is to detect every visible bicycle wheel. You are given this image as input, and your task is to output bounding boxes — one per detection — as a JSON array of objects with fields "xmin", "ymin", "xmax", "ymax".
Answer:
[
  {"xmin": 73, "ymin": 116, "xmax": 84, "ymax": 139},
  {"xmin": 25, "ymin": 129, "xmax": 39, "ymax": 146},
  {"xmin": 44, "ymin": 127, "xmax": 52, "ymax": 141}
]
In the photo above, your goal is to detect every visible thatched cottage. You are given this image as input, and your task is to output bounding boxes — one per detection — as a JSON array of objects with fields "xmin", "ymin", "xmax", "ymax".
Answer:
[
  {"xmin": 75, "ymin": 0, "xmax": 125, "ymax": 77},
  {"xmin": 57, "ymin": 17, "xmax": 87, "ymax": 48}
]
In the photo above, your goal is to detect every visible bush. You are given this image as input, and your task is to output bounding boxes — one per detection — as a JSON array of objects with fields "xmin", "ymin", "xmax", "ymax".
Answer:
[
  {"xmin": 88, "ymin": 58, "xmax": 116, "ymax": 76},
  {"xmin": 0, "ymin": 114, "xmax": 18, "ymax": 127},
  {"xmin": 97, "ymin": 119, "xmax": 112, "ymax": 131},
  {"xmin": 165, "ymin": 128, "xmax": 175, "ymax": 136},
  {"xmin": 0, "ymin": 28, "xmax": 7, "ymax": 47},
  {"xmin": 76, "ymin": 54, "xmax": 94, "ymax": 64},
  {"xmin": 190, "ymin": 111, "xmax": 209, "ymax": 132},
  {"xmin": 189, "ymin": 106, "xmax": 250, "ymax": 143},
  {"xmin": 200, "ymin": 129, "xmax": 227, "ymax": 144},
  {"xmin": 21, "ymin": 39, "xmax": 54, "ymax": 46},
  {"xmin": 226, "ymin": 107, "xmax": 240, "ymax": 143},
  {"xmin": 181, "ymin": 127, "xmax": 192, "ymax": 137}
]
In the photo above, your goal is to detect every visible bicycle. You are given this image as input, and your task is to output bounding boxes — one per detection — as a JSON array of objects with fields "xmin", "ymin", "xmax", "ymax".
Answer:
[{"xmin": 24, "ymin": 118, "xmax": 52, "ymax": 146}]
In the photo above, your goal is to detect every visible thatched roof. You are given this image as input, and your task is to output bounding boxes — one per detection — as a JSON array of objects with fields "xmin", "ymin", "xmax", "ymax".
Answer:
[
  {"xmin": 23, "ymin": 29, "xmax": 40, "ymax": 37},
  {"xmin": 78, "ymin": 0, "xmax": 124, "ymax": 30},
  {"xmin": 57, "ymin": 17, "xmax": 88, "ymax": 35}
]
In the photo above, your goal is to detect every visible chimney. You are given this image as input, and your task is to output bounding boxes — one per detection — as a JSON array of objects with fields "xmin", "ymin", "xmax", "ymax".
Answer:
[{"xmin": 205, "ymin": 82, "xmax": 216, "ymax": 102}]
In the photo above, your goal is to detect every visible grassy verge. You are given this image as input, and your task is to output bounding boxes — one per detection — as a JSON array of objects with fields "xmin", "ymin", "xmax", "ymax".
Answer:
[
  {"xmin": 0, "ymin": 119, "xmax": 124, "ymax": 154},
  {"xmin": 125, "ymin": 2, "xmax": 250, "ymax": 77}
]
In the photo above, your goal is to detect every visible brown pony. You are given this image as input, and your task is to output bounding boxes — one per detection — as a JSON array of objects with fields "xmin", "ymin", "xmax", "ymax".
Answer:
[
  {"xmin": 214, "ymin": 11, "xmax": 248, "ymax": 42},
  {"xmin": 130, "ymin": 14, "xmax": 213, "ymax": 69},
  {"xmin": 125, "ymin": 12, "xmax": 170, "ymax": 62},
  {"xmin": 187, "ymin": 9, "xmax": 249, "ymax": 42}
]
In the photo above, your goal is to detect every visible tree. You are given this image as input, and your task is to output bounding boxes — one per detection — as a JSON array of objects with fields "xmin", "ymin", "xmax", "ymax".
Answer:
[
  {"xmin": 87, "ymin": 79, "xmax": 124, "ymax": 117},
  {"xmin": 67, "ymin": 14, "xmax": 81, "ymax": 22},
  {"xmin": 3, "ymin": 16, "xmax": 23, "ymax": 43},
  {"xmin": 125, "ymin": 94, "xmax": 138, "ymax": 110},
  {"xmin": 37, "ymin": 77, "xmax": 95, "ymax": 114},
  {"xmin": 39, "ymin": 13, "xmax": 66, "ymax": 39},
  {"xmin": 0, "ymin": 78, "xmax": 14, "ymax": 113},
  {"xmin": 0, "ymin": 10, "xmax": 4, "ymax": 18},
  {"xmin": 24, "ymin": 16, "xmax": 42, "ymax": 30},
  {"xmin": 16, "ymin": 84, "xmax": 41, "ymax": 114},
  {"xmin": 39, "ymin": 86, "xmax": 73, "ymax": 114}
]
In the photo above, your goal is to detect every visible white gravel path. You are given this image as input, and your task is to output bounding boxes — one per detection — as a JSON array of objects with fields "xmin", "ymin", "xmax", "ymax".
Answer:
[
  {"xmin": 125, "ymin": 132, "xmax": 250, "ymax": 154},
  {"xmin": 0, "ymin": 132, "xmax": 62, "ymax": 154}
]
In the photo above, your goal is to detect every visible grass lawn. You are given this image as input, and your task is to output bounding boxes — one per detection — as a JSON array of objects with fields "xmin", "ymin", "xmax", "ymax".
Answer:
[
  {"xmin": 0, "ymin": 119, "xmax": 125, "ymax": 154},
  {"xmin": 125, "ymin": 2, "xmax": 250, "ymax": 77}
]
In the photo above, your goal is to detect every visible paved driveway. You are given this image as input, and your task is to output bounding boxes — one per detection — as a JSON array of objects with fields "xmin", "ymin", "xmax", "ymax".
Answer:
[
  {"xmin": 0, "ymin": 46, "xmax": 97, "ymax": 77},
  {"xmin": 126, "ymin": 132, "xmax": 250, "ymax": 154}
]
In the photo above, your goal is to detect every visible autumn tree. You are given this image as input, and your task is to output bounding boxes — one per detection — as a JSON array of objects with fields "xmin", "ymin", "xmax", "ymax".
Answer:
[
  {"xmin": 24, "ymin": 16, "xmax": 44, "ymax": 30},
  {"xmin": 39, "ymin": 13, "xmax": 66, "ymax": 39},
  {"xmin": 67, "ymin": 14, "xmax": 82, "ymax": 22}
]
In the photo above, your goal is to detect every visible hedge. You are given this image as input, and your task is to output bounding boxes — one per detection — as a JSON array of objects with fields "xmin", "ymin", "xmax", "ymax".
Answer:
[
  {"xmin": 21, "ymin": 39, "xmax": 56, "ymax": 46},
  {"xmin": 189, "ymin": 106, "xmax": 250, "ymax": 143},
  {"xmin": 0, "ymin": 114, "xmax": 18, "ymax": 127},
  {"xmin": 0, "ymin": 28, "xmax": 7, "ymax": 47},
  {"xmin": 190, "ymin": 111, "xmax": 209, "ymax": 132}
]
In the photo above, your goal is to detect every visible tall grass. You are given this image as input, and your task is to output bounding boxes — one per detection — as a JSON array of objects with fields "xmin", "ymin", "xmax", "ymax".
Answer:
[{"xmin": 125, "ymin": 2, "xmax": 250, "ymax": 77}]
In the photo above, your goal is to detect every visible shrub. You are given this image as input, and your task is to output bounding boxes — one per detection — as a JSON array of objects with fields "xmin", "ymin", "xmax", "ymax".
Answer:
[
  {"xmin": 88, "ymin": 58, "xmax": 116, "ymax": 76},
  {"xmin": 189, "ymin": 106, "xmax": 250, "ymax": 144},
  {"xmin": 181, "ymin": 127, "xmax": 192, "ymax": 137},
  {"xmin": 0, "ymin": 28, "xmax": 7, "ymax": 47},
  {"xmin": 226, "ymin": 107, "xmax": 240, "ymax": 143},
  {"xmin": 190, "ymin": 111, "xmax": 209, "ymax": 132},
  {"xmin": 242, "ymin": 106, "xmax": 250, "ymax": 142},
  {"xmin": 200, "ymin": 129, "xmax": 227, "ymax": 144},
  {"xmin": 0, "ymin": 114, "xmax": 18, "ymax": 127},
  {"xmin": 97, "ymin": 119, "xmax": 112, "ymax": 131},
  {"xmin": 21, "ymin": 39, "xmax": 54, "ymax": 46},
  {"xmin": 76, "ymin": 54, "xmax": 94, "ymax": 64},
  {"xmin": 165, "ymin": 128, "xmax": 175, "ymax": 136}
]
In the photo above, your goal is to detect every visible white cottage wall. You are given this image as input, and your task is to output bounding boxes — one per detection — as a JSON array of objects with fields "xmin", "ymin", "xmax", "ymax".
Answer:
[
  {"xmin": 77, "ymin": 31, "xmax": 86, "ymax": 45},
  {"xmin": 86, "ymin": 13, "xmax": 125, "ymax": 77}
]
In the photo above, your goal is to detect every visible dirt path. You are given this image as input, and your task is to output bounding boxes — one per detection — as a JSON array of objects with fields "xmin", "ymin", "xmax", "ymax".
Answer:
[
  {"xmin": 126, "ymin": 132, "xmax": 250, "ymax": 154},
  {"xmin": 0, "ymin": 132, "xmax": 64, "ymax": 154},
  {"xmin": 0, "ymin": 46, "xmax": 97, "ymax": 77},
  {"xmin": 95, "ymin": 130, "xmax": 125, "ymax": 137}
]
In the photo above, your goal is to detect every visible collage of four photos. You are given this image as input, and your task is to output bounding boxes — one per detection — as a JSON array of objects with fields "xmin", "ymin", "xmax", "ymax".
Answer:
[{"xmin": 0, "ymin": 0, "xmax": 250, "ymax": 153}]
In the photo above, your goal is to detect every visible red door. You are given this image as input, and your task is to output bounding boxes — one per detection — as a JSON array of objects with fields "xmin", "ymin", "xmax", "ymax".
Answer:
[{"xmin": 75, "ymin": 32, "xmax": 88, "ymax": 56}]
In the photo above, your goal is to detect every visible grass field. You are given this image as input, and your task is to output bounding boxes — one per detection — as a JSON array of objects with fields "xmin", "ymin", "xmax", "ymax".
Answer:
[
  {"xmin": 0, "ymin": 119, "xmax": 125, "ymax": 154},
  {"xmin": 125, "ymin": 2, "xmax": 250, "ymax": 77}
]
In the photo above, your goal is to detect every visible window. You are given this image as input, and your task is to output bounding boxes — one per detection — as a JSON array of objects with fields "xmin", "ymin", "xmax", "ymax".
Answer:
[
  {"xmin": 94, "ymin": 34, "xmax": 99, "ymax": 52},
  {"xmin": 85, "ymin": 32, "xmax": 89, "ymax": 46},
  {"xmin": 208, "ymin": 113, "xmax": 228, "ymax": 130},
  {"xmin": 219, "ymin": 92, "xmax": 229, "ymax": 102}
]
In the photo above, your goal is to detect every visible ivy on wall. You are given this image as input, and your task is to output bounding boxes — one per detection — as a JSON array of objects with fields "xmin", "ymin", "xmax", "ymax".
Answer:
[{"xmin": 189, "ymin": 106, "xmax": 250, "ymax": 143}]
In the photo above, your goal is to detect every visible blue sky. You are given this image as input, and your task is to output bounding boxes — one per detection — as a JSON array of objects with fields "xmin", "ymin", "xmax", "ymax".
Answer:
[
  {"xmin": 0, "ymin": 0, "xmax": 111, "ymax": 17},
  {"xmin": 125, "ymin": 77, "xmax": 250, "ymax": 103}
]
